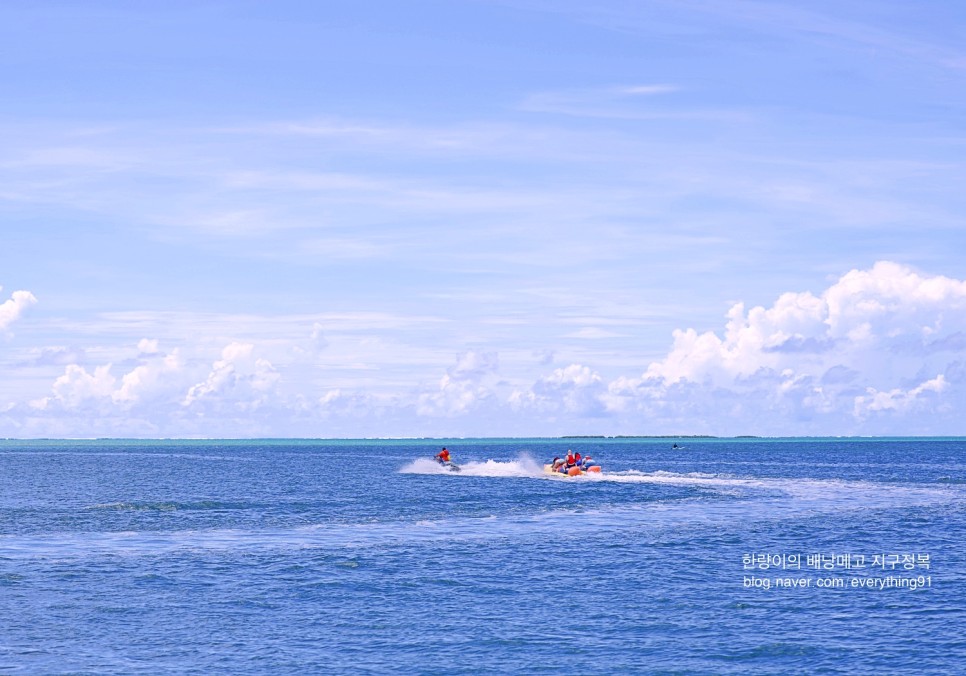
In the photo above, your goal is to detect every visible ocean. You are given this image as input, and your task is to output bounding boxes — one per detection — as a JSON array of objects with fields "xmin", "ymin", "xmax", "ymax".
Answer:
[{"xmin": 1, "ymin": 438, "xmax": 964, "ymax": 674}]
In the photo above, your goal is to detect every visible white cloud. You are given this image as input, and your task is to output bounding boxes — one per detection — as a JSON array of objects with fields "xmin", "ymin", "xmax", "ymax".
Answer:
[
  {"xmin": 824, "ymin": 261, "xmax": 966, "ymax": 339},
  {"xmin": 854, "ymin": 375, "xmax": 949, "ymax": 418},
  {"xmin": 618, "ymin": 261, "xmax": 966, "ymax": 431},
  {"xmin": 30, "ymin": 340, "xmax": 185, "ymax": 412},
  {"xmin": 0, "ymin": 288, "xmax": 37, "ymax": 333},
  {"xmin": 510, "ymin": 363, "xmax": 608, "ymax": 417},
  {"xmin": 449, "ymin": 350, "xmax": 499, "ymax": 379},
  {"xmin": 137, "ymin": 338, "xmax": 160, "ymax": 354},
  {"xmin": 183, "ymin": 342, "xmax": 281, "ymax": 411},
  {"xmin": 8, "ymin": 263, "xmax": 966, "ymax": 436},
  {"xmin": 417, "ymin": 351, "xmax": 499, "ymax": 417},
  {"xmin": 113, "ymin": 350, "xmax": 183, "ymax": 407},
  {"xmin": 36, "ymin": 363, "xmax": 116, "ymax": 410},
  {"xmin": 644, "ymin": 262, "xmax": 966, "ymax": 386},
  {"xmin": 416, "ymin": 374, "xmax": 483, "ymax": 417}
]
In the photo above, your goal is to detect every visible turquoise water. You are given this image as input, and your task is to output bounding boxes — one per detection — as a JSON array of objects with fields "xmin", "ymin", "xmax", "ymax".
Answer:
[{"xmin": 1, "ymin": 438, "xmax": 964, "ymax": 673}]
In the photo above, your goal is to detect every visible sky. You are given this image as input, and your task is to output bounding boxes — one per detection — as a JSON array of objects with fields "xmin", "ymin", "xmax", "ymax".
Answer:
[{"xmin": 2, "ymin": 0, "xmax": 966, "ymax": 438}]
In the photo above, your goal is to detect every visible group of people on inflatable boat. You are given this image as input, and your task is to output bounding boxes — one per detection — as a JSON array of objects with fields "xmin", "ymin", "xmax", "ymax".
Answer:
[{"xmin": 549, "ymin": 449, "xmax": 596, "ymax": 474}]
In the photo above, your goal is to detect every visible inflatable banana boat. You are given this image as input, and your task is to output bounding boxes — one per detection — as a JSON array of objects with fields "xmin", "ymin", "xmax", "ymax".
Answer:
[{"xmin": 543, "ymin": 463, "xmax": 601, "ymax": 477}]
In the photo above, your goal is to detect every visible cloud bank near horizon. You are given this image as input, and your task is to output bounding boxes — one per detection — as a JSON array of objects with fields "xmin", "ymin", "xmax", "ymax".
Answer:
[{"xmin": 3, "ymin": 261, "xmax": 965, "ymax": 437}]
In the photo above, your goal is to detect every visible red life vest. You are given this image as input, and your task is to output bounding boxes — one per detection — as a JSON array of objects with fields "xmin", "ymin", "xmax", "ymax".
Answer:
[{"xmin": 439, "ymin": 449, "xmax": 450, "ymax": 461}]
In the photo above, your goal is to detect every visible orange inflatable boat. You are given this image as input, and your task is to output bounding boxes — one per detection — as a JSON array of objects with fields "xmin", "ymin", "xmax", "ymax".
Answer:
[{"xmin": 543, "ymin": 464, "xmax": 602, "ymax": 476}]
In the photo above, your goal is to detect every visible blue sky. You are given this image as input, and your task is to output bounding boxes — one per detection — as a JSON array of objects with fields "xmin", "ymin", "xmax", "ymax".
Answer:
[{"xmin": 2, "ymin": 0, "xmax": 966, "ymax": 437}]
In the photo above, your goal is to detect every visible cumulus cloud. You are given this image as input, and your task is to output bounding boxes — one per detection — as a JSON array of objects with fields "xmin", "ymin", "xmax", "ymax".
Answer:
[
  {"xmin": 9, "ymin": 262, "xmax": 966, "ymax": 436},
  {"xmin": 41, "ymin": 364, "xmax": 117, "ymax": 410},
  {"xmin": 113, "ymin": 350, "xmax": 183, "ymax": 407},
  {"xmin": 854, "ymin": 375, "xmax": 949, "ymax": 418},
  {"xmin": 649, "ymin": 263, "xmax": 965, "ymax": 380},
  {"xmin": 0, "ymin": 287, "xmax": 37, "ymax": 333},
  {"xmin": 643, "ymin": 262, "xmax": 966, "ymax": 389},
  {"xmin": 617, "ymin": 261, "xmax": 966, "ymax": 432},
  {"xmin": 30, "ymin": 340, "xmax": 185, "ymax": 412},
  {"xmin": 417, "ymin": 351, "xmax": 499, "ymax": 417},
  {"xmin": 20, "ymin": 340, "xmax": 290, "ymax": 437},
  {"xmin": 510, "ymin": 363, "xmax": 608, "ymax": 417},
  {"xmin": 183, "ymin": 341, "xmax": 281, "ymax": 411},
  {"xmin": 138, "ymin": 338, "xmax": 160, "ymax": 355}
]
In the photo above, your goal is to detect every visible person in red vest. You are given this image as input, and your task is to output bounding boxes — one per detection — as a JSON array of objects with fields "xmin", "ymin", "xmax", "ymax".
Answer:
[{"xmin": 435, "ymin": 447, "xmax": 451, "ymax": 464}]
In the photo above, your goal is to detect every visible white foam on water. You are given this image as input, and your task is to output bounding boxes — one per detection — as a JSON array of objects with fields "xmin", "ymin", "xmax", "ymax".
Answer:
[
  {"xmin": 570, "ymin": 470, "xmax": 763, "ymax": 487},
  {"xmin": 454, "ymin": 455, "xmax": 546, "ymax": 477},
  {"xmin": 399, "ymin": 454, "xmax": 545, "ymax": 478},
  {"xmin": 400, "ymin": 457, "xmax": 965, "ymax": 511},
  {"xmin": 572, "ymin": 469, "xmax": 959, "ymax": 511},
  {"xmin": 398, "ymin": 457, "xmax": 455, "ymax": 474},
  {"xmin": 399, "ymin": 458, "xmax": 965, "ymax": 528}
]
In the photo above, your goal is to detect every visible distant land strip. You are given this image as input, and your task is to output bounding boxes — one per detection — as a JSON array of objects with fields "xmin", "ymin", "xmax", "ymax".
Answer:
[{"xmin": 560, "ymin": 435, "xmax": 728, "ymax": 439}]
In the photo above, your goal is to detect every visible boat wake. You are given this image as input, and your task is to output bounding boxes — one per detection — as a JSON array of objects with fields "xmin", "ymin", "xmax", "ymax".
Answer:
[
  {"xmin": 401, "ymin": 457, "xmax": 962, "ymax": 503},
  {"xmin": 399, "ymin": 457, "xmax": 962, "ymax": 514},
  {"xmin": 399, "ymin": 455, "xmax": 545, "ymax": 477}
]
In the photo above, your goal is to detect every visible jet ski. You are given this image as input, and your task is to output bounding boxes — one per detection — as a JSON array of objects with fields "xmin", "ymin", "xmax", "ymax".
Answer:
[{"xmin": 437, "ymin": 459, "xmax": 460, "ymax": 472}]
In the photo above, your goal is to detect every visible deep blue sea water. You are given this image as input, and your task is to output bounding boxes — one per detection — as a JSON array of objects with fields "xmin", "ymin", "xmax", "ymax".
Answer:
[{"xmin": 1, "ymin": 438, "xmax": 964, "ymax": 674}]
